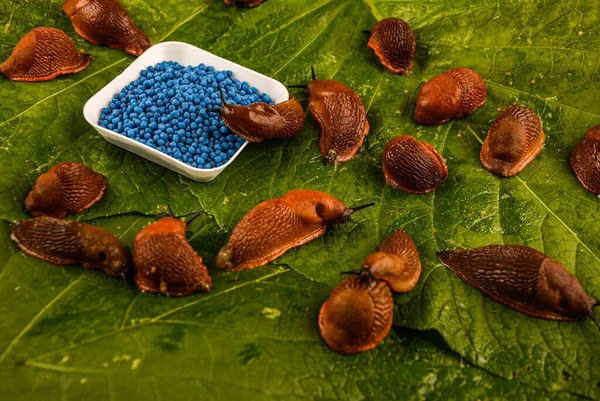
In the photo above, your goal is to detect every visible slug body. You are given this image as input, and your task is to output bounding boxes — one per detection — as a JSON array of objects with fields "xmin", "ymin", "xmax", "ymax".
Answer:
[
  {"xmin": 367, "ymin": 18, "xmax": 416, "ymax": 75},
  {"xmin": 216, "ymin": 190, "xmax": 364, "ymax": 271},
  {"xmin": 307, "ymin": 79, "xmax": 369, "ymax": 163},
  {"xmin": 62, "ymin": 0, "xmax": 151, "ymax": 57},
  {"xmin": 25, "ymin": 162, "xmax": 107, "ymax": 218},
  {"xmin": 438, "ymin": 245, "xmax": 598, "ymax": 322},
  {"xmin": 319, "ymin": 275, "xmax": 393, "ymax": 355},
  {"xmin": 382, "ymin": 135, "xmax": 448, "ymax": 194},
  {"xmin": 218, "ymin": 94, "xmax": 305, "ymax": 142},
  {"xmin": 480, "ymin": 104, "xmax": 545, "ymax": 177},
  {"xmin": 571, "ymin": 125, "xmax": 600, "ymax": 194},
  {"xmin": 134, "ymin": 217, "xmax": 212, "ymax": 297},
  {"xmin": 362, "ymin": 229, "xmax": 421, "ymax": 292},
  {"xmin": 224, "ymin": 0, "xmax": 264, "ymax": 7},
  {"xmin": 414, "ymin": 68, "xmax": 487, "ymax": 125},
  {"xmin": 11, "ymin": 217, "xmax": 129, "ymax": 278},
  {"xmin": 0, "ymin": 27, "xmax": 91, "ymax": 82}
]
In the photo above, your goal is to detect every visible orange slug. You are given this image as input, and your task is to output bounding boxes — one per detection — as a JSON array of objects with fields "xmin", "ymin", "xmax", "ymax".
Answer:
[
  {"xmin": 414, "ymin": 68, "xmax": 487, "ymax": 125},
  {"xmin": 224, "ymin": 0, "xmax": 265, "ymax": 7},
  {"xmin": 216, "ymin": 189, "xmax": 374, "ymax": 271},
  {"xmin": 11, "ymin": 217, "xmax": 129, "ymax": 279},
  {"xmin": 25, "ymin": 162, "xmax": 107, "ymax": 218},
  {"xmin": 382, "ymin": 135, "xmax": 448, "ymax": 194},
  {"xmin": 319, "ymin": 275, "xmax": 394, "ymax": 355},
  {"xmin": 480, "ymin": 104, "xmax": 545, "ymax": 177},
  {"xmin": 63, "ymin": 0, "xmax": 151, "ymax": 57},
  {"xmin": 134, "ymin": 216, "xmax": 211, "ymax": 297},
  {"xmin": 438, "ymin": 245, "xmax": 599, "ymax": 327},
  {"xmin": 214, "ymin": 89, "xmax": 304, "ymax": 142},
  {"xmin": 367, "ymin": 18, "xmax": 416, "ymax": 75},
  {"xmin": 0, "ymin": 27, "xmax": 92, "ymax": 82},
  {"xmin": 571, "ymin": 125, "xmax": 600, "ymax": 195},
  {"xmin": 359, "ymin": 228, "xmax": 421, "ymax": 293},
  {"xmin": 291, "ymin": 68, "xmax": 369, "ymax": 163}
]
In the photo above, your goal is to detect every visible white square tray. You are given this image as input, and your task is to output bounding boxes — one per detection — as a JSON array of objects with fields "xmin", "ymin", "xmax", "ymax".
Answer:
[{"xmin": 83, "ymin": 41, "xmax": 289, "ymax": 182}]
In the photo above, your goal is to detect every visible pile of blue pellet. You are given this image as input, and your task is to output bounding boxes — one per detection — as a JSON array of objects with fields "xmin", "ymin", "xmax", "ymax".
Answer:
[{"xmin": 99, "ymin": 61, "xmax": 273, "ymax": 169}]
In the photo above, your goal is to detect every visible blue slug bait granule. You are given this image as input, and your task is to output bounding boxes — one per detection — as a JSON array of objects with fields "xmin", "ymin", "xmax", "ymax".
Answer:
[{"xmin": 99, "ymin": 61, "xmax": 273, "ymax": 169}]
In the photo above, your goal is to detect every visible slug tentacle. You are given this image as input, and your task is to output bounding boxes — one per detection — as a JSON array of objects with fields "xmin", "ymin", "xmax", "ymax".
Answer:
[
  {"xmin": 63, "ymin": 0, "xmax": 151, "ymax": 57},
  {"xmin": 0, "ymin": 27, "xmax": 91, "ymax": 82},
  {"xmin": 571, "ymin": 125, "xmax": 600, "ymax": 194},
  {"xmin": 319, "ymin": 276, "xmax": 393, "ymax": 355},
  {"xmin": 25, "ymin": 162, "xmax": 106, "ymax": 218},
  {"xmin": 438, "ymin": 245, "xmax": 597, "ymax": 324},
  {"xmin": 11, "ymin": 217, "xmax": 129, "ymax": 278},
  {"xmin": 133, "ymin": 217, "xmax": 211, "ymax": 297},
  {"xmin": 481, "ymin": 104, "xmax": 545, "ymax": 177},
  {"xmin": 367, "ymin": 18, "xmax": 416, "ymax": 75},
  {"xmin": 216, "ymin": 190, "xmax": 373, "ymax": 271}
]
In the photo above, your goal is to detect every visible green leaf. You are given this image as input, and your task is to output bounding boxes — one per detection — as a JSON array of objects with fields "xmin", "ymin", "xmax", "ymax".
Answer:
[{"xmin": 1, "ymin": 0, "xmax": 600, "ymax": 399}]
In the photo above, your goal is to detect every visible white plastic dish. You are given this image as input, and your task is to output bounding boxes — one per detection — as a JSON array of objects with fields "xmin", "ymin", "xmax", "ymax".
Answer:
[{"xmin": 83, "ymin": 41, "xmax": 289, "ymax": 182}]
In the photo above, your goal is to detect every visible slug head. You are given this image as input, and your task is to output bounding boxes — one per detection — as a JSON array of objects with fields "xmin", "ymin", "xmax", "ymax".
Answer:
[
  {"xmin": 361, "ymin": 251, "xmax": 421, "ymax": 293},
  {"xmin": 79, "ymin": 225, "xmax": 130, "ymax": 278},
  {"xmin": 24, "ymin": 171, "xmax": 62, "ymax": 217},
  {"xmin": 124, "ymin": 33, "xmax": 151, "ymax": 57},
  {"xmin": 216, "ymin": 244, "xmax": 233, "ymax": 270},
  {"xmin": 538, "ymin": 259, "xmax": 597, "ymax": 320}
]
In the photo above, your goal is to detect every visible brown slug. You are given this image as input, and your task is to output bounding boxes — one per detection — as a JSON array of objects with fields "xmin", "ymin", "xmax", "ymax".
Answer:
[
  {"xmin": 0, "ymin": 27, "xmax": 92, "ymax": 82},
  {"xmin": 25, "ymin": 162, "xmax": 107, "ymax": 218},
  {"xmin": 571, "ymin": 125, "xmax": 600, "ymax": 195},
  {"xmin": 359, "ymin": 228, "xmax": 421, "ymax": 293},
  {"xmin": 63, "ymin": 0, "xmax": 151, "ymax": 57},
  {"xmin": 11, "ymin": 217, "xmax": 129, "ymax": 279},
  {"xmin": 291, "ymin": 68, "xmax": 369, "ymax": 163},
  {"xmin": 382, "ymin": 135, "xmax": 448, "ymax": 194},
  {"xmin": 216, "ymin": 189, "xmax": 374, "ymax": 271},
  {"xmin": 319, "ymin": 275, "xmax": 394, "ymax": 355},
  {"xmin": 224, "ymin": 0, "xmax": 265, "ymax": 7},
  {"xmin": 367, "ymin": 18, "xmax": 416, "ymax": 75},
  {"xmin": 480, "ymin": 104, "xmax": 545, "ymax": 177},
  {"xmin": 214, "ymin": 89, "xmax": 305, "ymax": 142},
  {"xmin": 414, "ymin": 68, "xmax": 487, "ymax": 125},
  {"xmin": 438, "ymin": 245, "xmax": 599, "ymax": 327},
  {"xmin": 134, "ymin": 215, "xmax": 212, "ymax": 297}
]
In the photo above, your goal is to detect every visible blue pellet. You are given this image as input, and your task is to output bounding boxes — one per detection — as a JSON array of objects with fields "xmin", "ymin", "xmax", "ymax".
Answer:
[{"xmin": 99, "ymin": 60, "xmax": 273, "ymax": 169}]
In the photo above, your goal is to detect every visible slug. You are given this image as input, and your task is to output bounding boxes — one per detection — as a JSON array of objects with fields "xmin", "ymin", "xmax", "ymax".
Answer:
[
  {"xmin": 359, "ymin": 228, "xmax": 421, "ymax": 293},
  {"xmin": 25, "ymin": 162, "xmax": 107, "ymax": 218},
  {"xmin": 367, "ymin": 17, "xmax": 416, "ymax": 75},
  {"xmin": 62, "ymin": 0, "xmax": 151, "ymax": 57},
  {"xmin": 216, "ymin": 189, "xmax": 374, "ymax": 271},
  {"xmin": 571, "ymin": 125, "xmax": 600, "ymax": 195},
  {"xmin": 224, "ymin": 0, "xmax": 265, "ymax": 7},
  {"xmin": 438, "ymin": 245, "xmax": 599, "ymax": 327},
  {"xmin": 11, "ymin": 217, "xmax": 129, "ymax": 279},
  {"xmin": 382, "ymin": 135, "xmax": 448, "ymax": 194},
  {"xmin": 134, "ymin": 215, "xmax": 212, "ymax": 297},
  {"xmin": 480, "ymin": 104, "xmax": 545, "ymax": 177},
  {"xmin": 319, "ymin": 275, "xmax": 394, "ymax": 355},
  {"xmin": 414, "ymin": 68, "xmax": 487, "ymax": 125},
  {"xmin": 290, "ymin": 68, "xmax": 369, "ymax": 163},
  {"xmin": 0, "ymin": 27, "xmax": 92, "ymax": 82},
  {"xmin": 214, "ymin": 89, "xmax": 305, "ymax": 142}
]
